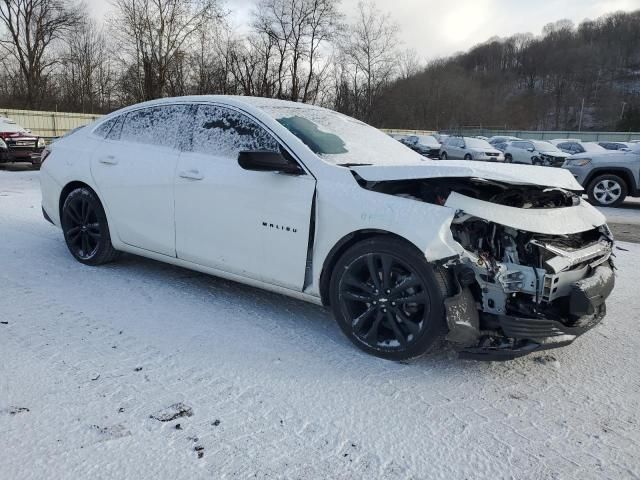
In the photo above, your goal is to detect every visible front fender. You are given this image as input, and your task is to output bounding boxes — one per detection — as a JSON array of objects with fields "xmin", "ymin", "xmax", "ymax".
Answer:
[{"xmin": 309, "ymin": 179, "xmax": 462, "ymax": 297}]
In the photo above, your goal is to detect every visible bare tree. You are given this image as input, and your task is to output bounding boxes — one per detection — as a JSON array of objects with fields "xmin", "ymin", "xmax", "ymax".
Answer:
[
  {"xmin": 111, "ymin": 0, "xmax": 222, "ymax": 101},
  {"xmin": 339, "ymin": 1, "xmax": 400, "ymax": 122},
  {"xmin": 0, "ymin": 0, "xmax": 83, "ymax": 107},
  {"xmin": 252, "ymin": 0, "xmax": 340, "ymax": 102},
  {"xmin": 59, "ymin": 19, "xmax": 115, "ymax": 112}
]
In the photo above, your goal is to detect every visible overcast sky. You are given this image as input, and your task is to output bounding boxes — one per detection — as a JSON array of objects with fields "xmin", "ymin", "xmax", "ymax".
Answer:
[{"xmin": 88, "ymin": 0, "xmax": 639, "ymax": 60}]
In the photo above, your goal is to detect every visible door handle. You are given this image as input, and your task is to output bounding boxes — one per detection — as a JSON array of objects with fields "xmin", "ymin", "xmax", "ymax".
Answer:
[
  {"xmin": 99, "ymin": 155, "xmax": 118, "ymax": 165},
  {"xmin": 178, "ymin": 169, "xmax": 204, "ymax": 181}
]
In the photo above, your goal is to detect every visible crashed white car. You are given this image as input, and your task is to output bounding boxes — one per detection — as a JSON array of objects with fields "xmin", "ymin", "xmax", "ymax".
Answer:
[{"xmin": 40, "ymin": 96, "xmax": 615, "ymax": 361}]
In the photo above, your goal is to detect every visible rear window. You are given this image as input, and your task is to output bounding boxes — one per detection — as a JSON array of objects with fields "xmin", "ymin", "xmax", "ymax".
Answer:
[{"xmin": 120, "ymin": 105, "xmax": 190, "ymax": 148}]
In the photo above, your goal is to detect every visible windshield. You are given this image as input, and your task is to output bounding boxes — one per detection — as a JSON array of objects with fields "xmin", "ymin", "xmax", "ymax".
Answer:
[
  {"xmin": 465, "ymin": 138, "xmax": 493, "ymax": 149},
  {"xmin": 532, "ymin": 141, "xmax": 561, "ymax": 152},
  {"xmin": 260, "ymin": 105, "xmax": 424, "ymax": 166}
]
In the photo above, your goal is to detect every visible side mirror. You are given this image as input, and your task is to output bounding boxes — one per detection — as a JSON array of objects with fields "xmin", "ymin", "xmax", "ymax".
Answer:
[{"xmin": 238, "ymin": 150, "xmax": 304, "ymax": 175}]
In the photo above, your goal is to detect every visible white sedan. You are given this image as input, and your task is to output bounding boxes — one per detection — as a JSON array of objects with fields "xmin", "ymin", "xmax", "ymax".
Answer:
[{"xmin": 40, "ymin": 96, "xmax": 615, "ymax": 361}]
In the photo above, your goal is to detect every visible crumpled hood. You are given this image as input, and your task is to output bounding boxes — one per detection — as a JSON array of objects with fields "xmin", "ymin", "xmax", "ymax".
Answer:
[{"xmin": 351, "ymin": 160, "xmax": 583, "ymax": 190}]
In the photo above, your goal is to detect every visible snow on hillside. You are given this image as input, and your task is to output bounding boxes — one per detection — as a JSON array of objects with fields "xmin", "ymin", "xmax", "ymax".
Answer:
[{"xmin": 1, "ymin": 169, "xmax": 639, "ymax": 479}]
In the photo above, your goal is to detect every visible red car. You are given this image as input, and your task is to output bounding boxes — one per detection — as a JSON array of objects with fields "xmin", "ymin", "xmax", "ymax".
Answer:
[{"xmin": 0, "ymin": 117, "xmax": 46, "ymax": 169}]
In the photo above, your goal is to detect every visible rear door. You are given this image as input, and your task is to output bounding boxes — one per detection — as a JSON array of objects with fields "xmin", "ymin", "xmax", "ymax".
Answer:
[
  {"xmin": 174, "ymin": 103, "xmax": 316, "ymax": 290},
  {"xmin": 91, "ymin": 104, "xmax": 190, "ymax": 257}
]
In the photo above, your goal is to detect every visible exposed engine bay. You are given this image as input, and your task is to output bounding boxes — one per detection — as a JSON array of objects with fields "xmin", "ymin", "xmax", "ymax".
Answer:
[{"xmin": 357, "ymin": 175, "xmax": 615, "ymax": 360}]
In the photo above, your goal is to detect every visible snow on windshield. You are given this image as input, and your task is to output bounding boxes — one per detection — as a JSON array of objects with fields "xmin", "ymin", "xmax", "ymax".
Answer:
[
  {"xmin": 259, "ymin": 105, "xmax": 424, "ymax": 166},
  {"xmin": 465, "ymin": 138, "xmax": 493, "ymax": 149}
]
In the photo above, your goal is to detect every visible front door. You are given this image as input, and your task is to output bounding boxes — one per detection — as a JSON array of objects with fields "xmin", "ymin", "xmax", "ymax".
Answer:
[{"xmin": 174, "ymin": 104, "xmax": 316, "ymax": 291}]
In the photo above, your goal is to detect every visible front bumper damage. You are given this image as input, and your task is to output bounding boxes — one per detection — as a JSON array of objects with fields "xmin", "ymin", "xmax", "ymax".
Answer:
[
  {"xmin": 448, "ymin": 263, "xmax": 614, "ymax": 360},
  {"xmin": 443, "ymin": 217, "xmax": 615, "ymax": 360}
]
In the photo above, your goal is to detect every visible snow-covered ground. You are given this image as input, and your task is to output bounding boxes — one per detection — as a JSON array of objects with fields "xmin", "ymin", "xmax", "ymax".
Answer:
[{"xmin": 1, "ymin": 169, "xmax": 639, "ymax": 480}]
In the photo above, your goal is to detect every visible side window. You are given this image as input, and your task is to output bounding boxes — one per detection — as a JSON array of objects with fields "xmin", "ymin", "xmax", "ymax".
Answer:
[
  {"xmin": 94, "ymin": 117, "xmax": 117, "ymax": 138},
  {"xmin": 523, "ymin": 142, "xmax": 533, "ymax": 150},
  {"xmin": 512, "ymin": 141, "xmax": 526, "ymax": 149},
  {"xmin": 190, "ymin": 104, "xmax": 279, "ymax": 157},
  {"xmin": 120, "ymin": 105, "xmax": 189, "ymax": 148}
]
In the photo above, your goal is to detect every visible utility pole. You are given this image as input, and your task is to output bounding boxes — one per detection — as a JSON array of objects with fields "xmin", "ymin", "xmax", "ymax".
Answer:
[{"xmin": 578, "ymin": 98, "xmax": 585, "ymax": 132}]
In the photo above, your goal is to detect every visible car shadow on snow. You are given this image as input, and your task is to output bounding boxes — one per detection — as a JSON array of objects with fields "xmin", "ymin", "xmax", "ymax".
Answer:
[{"xmin": 78, "ymin": 252, "xmax": 567, "ymax": 373}]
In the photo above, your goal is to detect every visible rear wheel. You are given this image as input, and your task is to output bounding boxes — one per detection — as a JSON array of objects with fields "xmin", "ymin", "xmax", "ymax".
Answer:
[
  {"xmin": 329, "ymin": 237, "xmax": 452, "ymax": 360},
  {"xmin": 587, "ymin": 174, "xmax": 627, "ymax": 207},
  {"xmin": 61, "ymin": 187, "xmax": 118, "ymax": 265},
  {"xmin": 464, "ymin": 154, "xmax": 472, "ymax": 160},
  {"xmin": 440, "ymin": 152, "xmax": 448, "ymax": 160}
]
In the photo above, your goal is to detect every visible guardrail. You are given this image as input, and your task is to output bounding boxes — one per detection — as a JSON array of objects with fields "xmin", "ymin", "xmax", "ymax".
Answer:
[{"xmin": 0, "ymin": 108, "xmax": 102, "ymax": 140}]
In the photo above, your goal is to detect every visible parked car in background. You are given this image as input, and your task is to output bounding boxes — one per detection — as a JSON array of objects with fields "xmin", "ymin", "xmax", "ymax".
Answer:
[
  {"xmin": 0, "ymin": 117, "xmax": 46, "ymax": 169},
  {"xmin": 401, "ymin": 135, "xmax": 441, "ymax": 158},
  {"xmin": 433, "ymin": 133, "xmax": 450, "ymax": 144},
  {"xmin": 39, "ymin": 95, "xmax": 615, "ymax": 361},
  {"xmin": 598, "ymin": 141, "xmax": 632, "ymax": 152},
  {"xmin": 439, "ymin": 136, "xmax": 504, "ymax": 161},
  {"xmin": 488, "ymin": 135, "xmax": 520, "ymax": 146},
  {"xmin": 503, "ymin": 140, "xmax": 570, "ymax": 166},
  {"xmin": 563, "ymin": 143, "xmax": 640, "ymax": 207},
  {"xmin": 553, "ymin": 140, "xmax": 607, "ymax": 156}
]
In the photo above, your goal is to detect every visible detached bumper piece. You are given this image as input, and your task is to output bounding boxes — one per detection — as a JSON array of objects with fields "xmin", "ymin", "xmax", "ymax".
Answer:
[{"xmin": 457, "ymin": 264, "xmax": 614, "ymax": 361}]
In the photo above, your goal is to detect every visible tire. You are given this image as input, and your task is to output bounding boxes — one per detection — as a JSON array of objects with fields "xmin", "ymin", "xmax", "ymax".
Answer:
[
  {"xmin": 587, "ymin": 174, "xmax": 628, "ymax": 207},
  {"xmin": 440, "ymin": 152, "xmax": 448, "ymax": 160},
  {"xmin": 464, "ymin": 154, "xmax": 472, "ymax": 160},
  {"xmin": 61, "ymin": 187, "xmax": 118, "ymax": 265},
  {"xmin": 504, "ymin": 154, "xmax": 513, "ymax": 163},
  {"xmin": 329, "ymin": 236, "xmax": 453, "ymax": 361},
  {"xmin": 532, "ymin": 158, "xmax": 542, "ymax": 166}
]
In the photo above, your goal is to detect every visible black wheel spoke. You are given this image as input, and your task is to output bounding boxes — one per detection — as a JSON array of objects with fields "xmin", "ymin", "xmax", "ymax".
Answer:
[
  {"xmin": 395, "ymin": 310, "xmax": 421, "ymax": 337},
  {"xmin": 352, "ymin": 305, "xmax": 376, "ymax": 331},
  {"xmin": 389, "ymin": 275, "xmax": 422, "ymax": 298},
  {"xmin": 364, "ymin": 310, "xmax": 384, "ymax": 343},
  {"xmin": 343, "ymin": 275, "xmax": 375, "ymax": 295},
  {"xmin": 380, "ymin": 254, "xmax": 393, "ymax": 290},
  {"xmin": 342, "ymin": 290, "xmax": 373, "ymax": 303},
  {"xmin": 366, "ymin": 255, "xmax": 381, "ymax": 291},
  {"xmin": 386, "ymin": 311, "xmax": 407, "ymax": 347},
  {"xmin": 67, "ymin": 226, "xmax": 81, "ymax": 236},
  {"xmin": 394, "ymin": 292, "xmax": 427, "ymax": 305},
  {"xmin": 67, "ymin": 204, "xmax": 82, "ymax": 224}
]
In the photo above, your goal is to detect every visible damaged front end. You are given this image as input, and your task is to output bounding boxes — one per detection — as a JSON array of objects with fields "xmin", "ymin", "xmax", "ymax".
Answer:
[
  {"xmin": 442, "ymin": 190, "xmax": 614, "ymax": 361},
  {"xmin": 359, "ymin": 174, "xmax": 615, "ymax": 360}
]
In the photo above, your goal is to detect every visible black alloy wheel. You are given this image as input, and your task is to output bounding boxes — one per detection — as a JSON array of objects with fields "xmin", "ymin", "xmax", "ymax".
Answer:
[
  {"xmin": 61, "ymin": 188, "xmax": 118, "ymax": 265},
  {"xmin": 330, "ymin": 237, "xmax": 451, "ymax": 360}
]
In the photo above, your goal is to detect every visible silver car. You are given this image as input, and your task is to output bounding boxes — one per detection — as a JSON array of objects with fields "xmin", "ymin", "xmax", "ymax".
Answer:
[
  {"xmin": 439, "ymin": 137, "xmax": 504, "ymax": 162},
  {"xmin": 504, "ymin": 140, "xmax": 570, "ymax": 167}
]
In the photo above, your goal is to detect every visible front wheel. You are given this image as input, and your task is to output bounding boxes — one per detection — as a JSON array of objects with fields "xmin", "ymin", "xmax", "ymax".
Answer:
[
  {"xmin": 440, "ymin": 152, "xmax": 448, "ymax": 160},
  {"xmin": 61, "ymin": 187, "xmax": 118, "ymax": 265},
  {"xmin": 463, "ymin": 154, "xmax": 472, "ymax": 160},
  {"xmin": 504, "ymin": 154, "xmax": 513, "ymax": 163},
  {"xmin": 587, "ymin": 174, "xmax": 627, "ymax": 207},
  {"xmin": 329, "ymin": 237, "xmax": 452, "ymax": 360}
]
